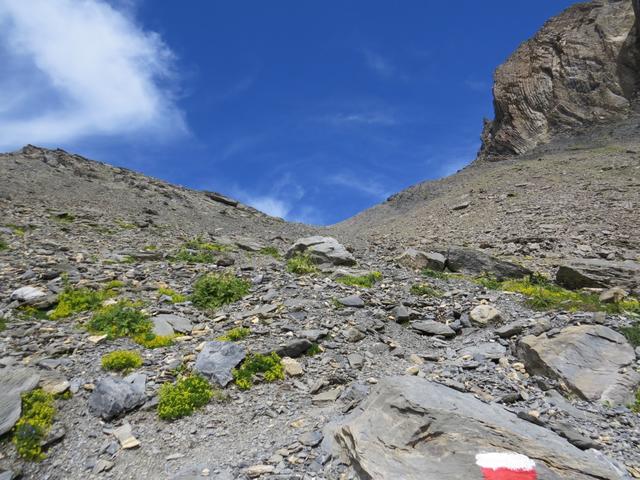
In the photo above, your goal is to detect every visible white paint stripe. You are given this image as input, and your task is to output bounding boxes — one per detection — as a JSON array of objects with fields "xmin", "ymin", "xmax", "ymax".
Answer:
[{"xmin": 475, "ymin": 452, "xmax": 536, "ymax": 471}]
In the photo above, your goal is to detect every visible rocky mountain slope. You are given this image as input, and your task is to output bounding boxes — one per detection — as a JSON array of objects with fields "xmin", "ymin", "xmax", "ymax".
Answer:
[
  {"xmin": 478, "ymin": 0, "xmax": 640, "ymax": 160},
  {"xmin": 1, "ymin": 1, "xmax": 640, "ymax": 480}
]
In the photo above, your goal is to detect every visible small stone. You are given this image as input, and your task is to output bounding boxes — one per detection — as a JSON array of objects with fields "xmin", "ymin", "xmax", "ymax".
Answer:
[
  {"xmin": 469, "ymin": 305, "xmax": 501, "ymax": 326},
  {"xmin": 93, "ymin": 459, "xmax": 114, "ymax": 474},
  {"xmin": 112, "ymin": 423, "xmax": 140, "ymax": 449},
  {"xmin": 338, "ymin": 295, "xmax": 364, "ymax": 308},
  {"xmin": 405, "ymin": 366, "xmax": 420, "ymax": 375},
  {"xmin": 344, "ymin": 327, "xmax": 365, "ymax": 343},
  {"xmin": 599, "ymin": 287, "xmax": 628, "ymax": 304},
  {"xmin": 88, "ymin": 334, "xmax": 108, "ymax": 344},
  {"xmin": 245, "ymin": 464, "xmax": 275, "ymax": 478},
  {"xmin": 298, "ymin": 430, "xmax": 323, "ymax": 447},
  {"xmin": 282, "ymin": 357, "xmax": 304, "ymax": 376}
]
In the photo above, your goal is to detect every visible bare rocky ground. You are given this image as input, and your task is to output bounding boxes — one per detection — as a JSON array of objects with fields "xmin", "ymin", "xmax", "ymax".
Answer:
[{"xmin": 0, "ymin": 140, "xmax": 639, "ymax": 479}]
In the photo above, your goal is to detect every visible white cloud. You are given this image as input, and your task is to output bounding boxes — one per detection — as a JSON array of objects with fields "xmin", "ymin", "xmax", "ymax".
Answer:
[
  {"xmin": 245, "ymin": 196, "xmax": 291, "ymax": 219},
  {"xmin": 321, "ymin": 112, "xmax": 397, "ymax": 126},
  {"xmin": 0, "ymin": 0, "xmax": 185, "ymax": 150},
  {"xmin": 326, "ymin": 173, "xmax": 390, "ymax": 199},
  {"xmin": 362, "ymin": 48, "xmax": 395, "ymax": 78}
]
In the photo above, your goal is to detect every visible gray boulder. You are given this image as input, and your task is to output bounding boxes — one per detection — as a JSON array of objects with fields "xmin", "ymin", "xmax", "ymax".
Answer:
[
  {"xmin": 337, "ymin": 295, "xmax": 364, "ymax": 308},
  {"xmin": 328, "ymin": 376, "xmax": 623, "ymax": 479},
  {"xmin": 518, "ymin": 325, "xmax": 640, "ymax": 406},
  {"xmin": 194, "ymin": 341, "xmax": 246, "ymax": 387},
  {"xmin": 152, "ymin": 314, "xmax": 193, "ymax": 336},
  {"xmin": 442, "ymin": 246, "xmax": 531, "ymax": 280},
  {"xmin": 411, "ymin": 320, "xmax": 456, "ymax": 338},
  {"xmin": 0, "ymin": 368, "xmax": 40, "ymax": 435},
  {"xmin": 88, "ymin": 374, "xmax": 147, "ymax": 420},
  {"xmin": 396, "ymin": 249, "xmax": 445, "ymax": 271},
  {"xmin": 286, "ymin": 236, "xmax": 356, "ymax": 266},
  {"xmin": 556, "ymin": 259, "xmax": 640, "ymax": 290}
]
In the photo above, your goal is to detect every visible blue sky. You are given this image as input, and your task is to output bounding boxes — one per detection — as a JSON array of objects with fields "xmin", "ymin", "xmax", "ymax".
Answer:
[{"xmin": 0, "ymin": 0, "xmax": 576, "ymax": 225}]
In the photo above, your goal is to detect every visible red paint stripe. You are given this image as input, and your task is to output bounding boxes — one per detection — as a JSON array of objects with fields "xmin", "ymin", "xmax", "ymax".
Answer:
[{"xmin": 481, "ymin": 467, "xmax": 537, "ymax": 480}]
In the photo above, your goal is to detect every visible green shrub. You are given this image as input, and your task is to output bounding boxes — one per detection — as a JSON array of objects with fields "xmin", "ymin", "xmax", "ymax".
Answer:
[
  {"xmin": 158, "ymin": 287, "xmax": 187, "ymax": 303},
  {"xmin": 134, "ymin": 333, "xmax": 175, "ymax": 348},
  {"xmin": 216, "ymin": 326, "xmax": 250, "ymax": 341},
  {"xmin": 232, "ymin": 352, "xmax": 284, "ymax": 390},
  {"xmin": 621, "ymin": 323, "xmax": 640, "ymax": 347},
  {"xmin": 157, "ymin": 374, "xmax": 213, "ymax": 420},
  {"xmin": 86, "ymin": 302, "xmax": 151, "ymax": 339},
  {"xmin": 306, "ymin": 343, "xmax": 322, "ymax": 356},
  {"xmin": 336, "ymin": 271, "xmax": 382, "ymax": 288},
  {"xmin": 0, "ymin": 237, "xmax": 8, "ymax": 251},
  {"xmin": 410, "ymin": 283, "xmax": 441, "ymax": 297},
  {"xmin": 421, "ymin": 268, "xmax": 449, "ymax": 280},
  {"xmin": 12, "ymin": 389, "xmax": 55, "ymax": 461},
  {"xmin": 184, "ymin": 237, "xmax": 229, "ymax": 252},
  {"xmin": 191, "ymin": 273, "xmax": 250, "ymax": 310},
  {"xmin": 286, "ymin": 253, "xmax": 318, "ymax": 275},
  {"xmin": 49, "ymin": 282, "xmax": 121, "ymax": 320},
  {"xmin": 173, "ymin": 249, "xmax": 217, "ymax": 264},
  {"xmin": 259, "ymin": 246, "xmax": 281, "ymax": 259},
  {"xmin": 52, "ymin": 212, "xmax": 74, "ymax": 223},
  {"xmin": 631, "ymin": 389, "xmax": 640, "ymax": 413},
  {"xmin": 474, "ymin": 275, "xmax": 503, "ymax": 290},
  {"xmin": 101, "ymin": 350, "xmax": 143, "ymax": 372}
]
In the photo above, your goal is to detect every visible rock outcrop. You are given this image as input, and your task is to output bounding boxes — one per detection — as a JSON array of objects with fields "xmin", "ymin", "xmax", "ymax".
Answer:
[
  {"xmin": 518, "ymin": 325, "xmax": 640, "ymax": 406},
  {"xmin": 327, "ymin": 376, "xmax": 624, "ymax": 479},
  {"xmin": 479, "ymin": 0, "xmax": 640, "ymax": 160}
]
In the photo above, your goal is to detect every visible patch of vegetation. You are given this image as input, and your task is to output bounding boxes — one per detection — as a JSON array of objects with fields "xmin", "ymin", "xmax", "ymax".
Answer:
[
  {"xmin": 485, "ymin": 276, "xmax": 640, "ymax": 314},
  {"xmin": 0, "ymin": 318, "xmax": 5, "ymax": 332},
  {"xmin": 158, "ymin": 287, "xmax": 187, "ymax": 304},
  {"xmin": 173, "ymin": 249, "xmax": 217, "ymax": 264},
  {"xmin": 12, "ymin": 389, "xmax": 55, "ymax": 461},
  {"xmin": 621, "ymin": 323, "xmax": 640, "ymax": 348},
  {"xmin": 306, "ymin": 343, "xmax": 322, "ymax": 356},
  {"xmin": 5, "ymin": 224, "xmax": 26, "ymax": 236},
  {"xmin": 116, "ymin": 220, "xmax": 137, "ymax": 230},
  {"xmin": 191, "ymin": 273, "xmax": 251, "ymax": 310},
  {"xmin": 336, "ymin": 271, "xmax": 382, "ymax": 288},
  {"xmin": 474, "ymin": 274, "xmax": 503, "ymax": 290},
  {"xmin": 120, "ymin": 255, "xmax": 137, "ymax": 264},
  {"xmin": 410, "ymin": 283, "xmax": 441, "ymax": 297},
  {"xmin": 232, "ymin": 352, "xmax": 284, "ymax": 390},
  {"xmin": 52, "ymin": 212, "xmax": 75, "ymax": 223},
  {"xmin": 216, "ymin": 326, "xmax": 250, "ymax": 341},
  {"xmin": 134, "ymin": 333, "xmax": 175, "ymax": 349},
  {"xmin": 184, "ymin": 237, "xmax": 230, "ymax": 252},
  {"xmin": 259, "ymin": 246, "xmax": 281, "ymax": 259},
  {"xmin": 331, "ymin": 298, "xmax": 345, "ymax": 310},
  {"xmin": 286, "ymin": 253, "xmax": 318, "ymax": 275},
  {"xmin": 86, "ymin": 302, "xmax": 151, "ymax": 339},
  {"xmin": 143, "ymin": 245, "xmax": 157, "ymax": 251},
  {"xmin": 631, "ymin": 389, "xmax": 640, "ymax": 413},
  {"xmin": 421, "ymin": 268, "xmax": 450, "ymax": 280},
  {"xmin": 101, "ymin": 350, "xmax": 143, "ymax": 372},
  {"xmin": 18, "ymin": 306, "xmax": 50, "ymax": 320},
  {"xmin": 0, "ymin": 237, "xmax": 8, "ymax": 251},
  {"xmin": 49, "ymin": 281, "xmax": 122, "ymax": 320},
  {"xmin": 157, "ymin": 374, "xmax": 213, "ymax": 420}
]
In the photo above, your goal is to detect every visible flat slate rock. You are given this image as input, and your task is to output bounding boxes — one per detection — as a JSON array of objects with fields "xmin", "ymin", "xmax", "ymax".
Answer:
[
  {"xmin": 194, "ymin": 341, "xmax": 246, "ymax": 387},
  {"xmin": 556, "ymin": 259, "xmax": 640, "ymax": 290},
  {"xmin": 337, "ymin": 295, "xmax": 364, "ymax": 308},
  {"xmin": 439, "ymin": 246, "xmax": 532, "ymax": 280},
  {"xmin": 152, "ymin": 314, "xmax": 193, "ymax": 336},
  {"xmin": 327, "ymin": 376, "xmax": 624, "ymax": 479},
  {"xmin": 518, "ymin": 325, "xmax": 640, "ymax": 406},
  {"xmin": 411, "ymin": 320, "xmax": 456, "ymax": 338},
  {"xmin": 0, "ymin": 367, "xmax": 40, "ymax": 435}
]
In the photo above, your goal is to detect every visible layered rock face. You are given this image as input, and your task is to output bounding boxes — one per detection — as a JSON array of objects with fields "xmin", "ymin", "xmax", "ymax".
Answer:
[{"xmin": 479, "ymin": 0, "xmax": 640, "ymax": 160}]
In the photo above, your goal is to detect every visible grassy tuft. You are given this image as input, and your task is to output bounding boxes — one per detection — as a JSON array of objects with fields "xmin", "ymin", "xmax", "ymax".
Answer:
[
  {"xmin": 474, "ymin": 274, "xmax": 503, "ymax": 290},
  {"xmin": 157, "ymin": 374, "xmax": 213, "ymax": 420},
  {"xmin": 134, "ymin": 333, "xmax": 175, "ymax": 349},
  {"xmin": 12, "ymin": 389, "xmax": 55, "ymax": 461},
  {"xmin": 158, "ymin": 287, "xmax": 187, "ymax": 304},
  {"xmin": 184, "ymin": 237, "xmax": 230, "ymax": 252},
  {"xmin": 86, "ymin": 302, "xmax": 151, "ymax": 339},
  {"xmin": 421, "ymin": 268, "xmax": 450, "ymax": 280},
  {"xmin": 52, "ymin": 213, "xmax": 75, "ymax": 223},
  {"xmin": 259, "ymin": 246, "xmax": 281, "ymax": 259},
  {"xmin": 410, "ymin": 283, "xmax": 441, "ymax": 297},
  {"xmin": 216, "ymin": 326, "xmax": 250, "ymax": 342},
  {"xmin": 336, "ymin": 271, "xmax": 382, "ymax": 288},
  {"xmin": 631, "ymin": 390, "xmax": 640, "ymax": 413},
  {"xmin": 101, "ymin": 350, "xmax": 143, "ymax": 372},
  {"xmin": 49, "ymin": 282, "xmax": 122, "ymax": 320},
  {"xmin": 621, "ymin": 323, "xmax": 640, "ymax": 347},
  {"xmin": 0, "ymin": 237, "xmax": 8, "ymax": 251},
  {"xmin": 306, "ymin": 343, "xmax": 322, "ymax": 356},
  {"xmin": 232, "ymin": 352, "xmax": 284, "ymax": 390},
  {"xmin": 191, "ymin": 273, "xmax": 251, "ymax": 310},
  {"xmin": 286, "ymin": 253, "xmax": 318, "ymax": 275}
]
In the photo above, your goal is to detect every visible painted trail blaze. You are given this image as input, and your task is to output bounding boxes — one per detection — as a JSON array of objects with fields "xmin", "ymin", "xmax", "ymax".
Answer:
[{"xmin": 476, "ymin": 452, "xmax": 537, "ymax": 480}]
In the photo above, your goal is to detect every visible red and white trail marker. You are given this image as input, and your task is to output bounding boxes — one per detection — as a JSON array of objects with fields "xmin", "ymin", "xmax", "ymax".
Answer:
[{"xmin": 476, "ymin": 452, "xmax": 537, "ymax": 480}]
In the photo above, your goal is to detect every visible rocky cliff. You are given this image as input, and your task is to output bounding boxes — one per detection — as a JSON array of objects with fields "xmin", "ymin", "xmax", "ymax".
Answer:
[{"xmin": 478, "ymin": 0, "xmax": 640, "ymax": 160}]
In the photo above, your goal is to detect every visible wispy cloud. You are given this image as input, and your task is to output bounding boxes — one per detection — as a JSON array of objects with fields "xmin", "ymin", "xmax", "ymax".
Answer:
[
  {"xmin": 245, "ymin": 196, "xmax": 291, "ymax": 218},
  {"xmin": 464, "ymin": 78, "xmax": 489, "ymax": 92},
  {"xmin": 0, "ymin": 0, "xmax": 185, "ymax": 150},
  {"xmin": 362, "ymin": 48, "xmax": 395, "ymax": 78},
  {"xmin": 320, "ymin": 111, "xmax": 397, "ymax": 126},
  {"xmin": 326, "ymin": 173, "xmax": 390, "ymax": 199}
]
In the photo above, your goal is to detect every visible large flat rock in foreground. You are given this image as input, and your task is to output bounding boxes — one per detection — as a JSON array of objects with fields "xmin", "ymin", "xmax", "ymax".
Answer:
[
  {"xmin": 518, "ymin": 325, "xmax": 640, "ymax": 406},
  {"xmin": 328, "ymin": 376, "xmax": 623, "ymax": 479}
]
